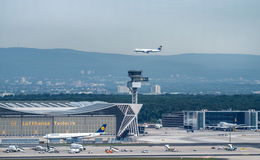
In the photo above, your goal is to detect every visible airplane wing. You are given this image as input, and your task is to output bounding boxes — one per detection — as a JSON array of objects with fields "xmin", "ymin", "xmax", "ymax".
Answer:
[
  {"xmin": 145, "ymin": 49, "xmax": 154, "ymax": 53},
  {"xmin": 70, "ymin": 136, "xmax": 85, "ymax": 139}
]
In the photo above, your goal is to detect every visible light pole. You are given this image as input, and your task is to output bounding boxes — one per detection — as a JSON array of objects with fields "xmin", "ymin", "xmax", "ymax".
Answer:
[
  {"xmin": 229, "ymin": 126, "xmax": 234, "ymax": 143},
  {"xmin": 229, "ymin": 127, "xmax": 231, "ymax": 143},
  {"xmin": 46, "ymin": 134, "xmax": 49, "ymax": 149}
]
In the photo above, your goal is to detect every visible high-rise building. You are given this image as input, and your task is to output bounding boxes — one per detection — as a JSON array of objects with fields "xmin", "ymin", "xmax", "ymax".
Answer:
[
  {"xmin": 117, "ymin": 86, "xmax": 130, "ymax": 94},
  {"xmin": 151, "ymin": 85, "xmax": 161, "ymax": 94}
]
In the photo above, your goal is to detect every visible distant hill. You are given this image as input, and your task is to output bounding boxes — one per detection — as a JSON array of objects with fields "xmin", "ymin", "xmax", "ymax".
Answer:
[{"xmin": 1, "ymin": 47, "xmax": 260, "ymax": 80}]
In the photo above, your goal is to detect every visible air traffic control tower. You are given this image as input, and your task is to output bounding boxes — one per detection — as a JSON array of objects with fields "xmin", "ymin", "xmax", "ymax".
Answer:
[{"xmin": 127, "ymin": 70, "xmax": 148, "ymax": 104}]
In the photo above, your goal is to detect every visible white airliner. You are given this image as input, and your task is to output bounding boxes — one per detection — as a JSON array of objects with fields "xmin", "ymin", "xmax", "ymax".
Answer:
[
  {"xmin": 217, "ymin": 122, "xmax": 237, "ymax": 129},
  {"xmin": 43, "ymin": 124, "xmax": 107, "ymax": 142},
  {"xmin": 214, "ymin": 144, "xmax": 237, "ymax": 151},
  {"xmin": 134, "ymin": 45, "xmax": 162, "ymax": 54},
  {"xmin": 164, "ymin": 145, "xmax": 178, "ymax": 152},
  {"xmin": 207, "ymin": 122, "xmax": 237, "ymax": 130},
  {"xmin": 207, "ymin": 122, "xmax": 255, "ymax": 131}
]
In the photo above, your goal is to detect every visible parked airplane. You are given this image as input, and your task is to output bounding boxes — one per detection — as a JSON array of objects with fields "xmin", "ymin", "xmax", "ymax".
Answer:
[
  {"xmin": 43, "ymin": 124, "xmax": 107, "ymax": 142},
  {"xmin": 164, "ymin": 144, "xmax": 178, "ymax": 152},
  {"xmin": 134, "ymin": 45, "xmax": 162, "ymax": 54},
  {"xmin": 226, "ymin": 144, "xmax": 237, "ymax": 151},
  {"xmin": 217, "ymin": 122, "xmax": 237, "ymax": 129},
  {"xmin": 207, "ymin": 122, "xmax": 255, "ymax": 131},
  {"xmin": 214, "ymin": 144, "xmax": 237, "ymax": 151},
  {"xmin": 4, "ymin": 145, "xmax": 24, "ymax": 153}
]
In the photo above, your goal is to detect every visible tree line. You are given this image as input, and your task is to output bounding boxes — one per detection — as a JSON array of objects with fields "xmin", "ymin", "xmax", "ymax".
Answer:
[{"xmin": 1, "ymin": 94, "xmax": 260, "ymax": 122}]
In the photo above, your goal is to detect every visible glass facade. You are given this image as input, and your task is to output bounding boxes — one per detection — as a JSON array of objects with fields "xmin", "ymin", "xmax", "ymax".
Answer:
[
  {"xmin": 184, "ymin": 110, "xmax": 258, "ymax": 130},
  {"xmin": 205, "ymin": 112, "xmax": 245, "ymax": 126},
  {"xmin": 197, "ymin": 112, "xmax": 204, "ymax": 129},
  {"xmin": 162, "ymin": 112, "xmax": 184, "ymax": 127}
]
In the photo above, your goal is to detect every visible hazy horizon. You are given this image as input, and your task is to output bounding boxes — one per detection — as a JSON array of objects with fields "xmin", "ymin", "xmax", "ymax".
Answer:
[
  {"xmin": 2, "ymin": 47, "xmax": 260, "ymax": 56},
  {"xmin": 1, "ymin": 0, "xmax": 260, "ymax": 55}
]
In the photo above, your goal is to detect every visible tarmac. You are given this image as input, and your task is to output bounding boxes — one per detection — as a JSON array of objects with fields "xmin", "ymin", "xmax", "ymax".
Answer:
[
  {"xmin": 1, "ymin": 128, "xmax": 260, "ymax": 160},
  {"xmin": 1, "ymin": 145, "xmax": 260, "ymax": 160},
  {"xmin": 138, "ymin": 128, "xmax": 260, "ymax": 144}
]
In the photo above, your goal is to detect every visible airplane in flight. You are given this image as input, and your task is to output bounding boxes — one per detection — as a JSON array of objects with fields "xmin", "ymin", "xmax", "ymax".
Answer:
[
  {"xmin": 134, "ymin": 45, "xmax": 162, "ymax": 54},
  {"xmin": 43, "ymin": 124, "xmax": 107, "ymax": 143}
]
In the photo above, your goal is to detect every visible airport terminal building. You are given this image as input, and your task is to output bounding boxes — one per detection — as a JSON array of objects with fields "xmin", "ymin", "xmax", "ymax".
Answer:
[
  {"xmin": 183, "ymin": 110, "xmax": 258, "ymax": 130},
  {"xmin": 0, "ymin": 101, "xmax": 142, "ymax": 138}
]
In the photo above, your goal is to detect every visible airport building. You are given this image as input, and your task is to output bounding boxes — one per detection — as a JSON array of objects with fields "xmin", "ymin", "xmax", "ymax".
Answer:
[
  {"xmin": 151, "ymin": 85, "xmax": 161, "ymax": 95},
  {"xmin": 117, "ymin": 86, "xmax": 130, "ymax": 94},
  {"xmin": 162, "ymin": 112, "xmax": 183, "ymax": 127},
  {"xmin": 183, "ymin": 110, "xmax": 258, "ymax": 130},
  {"xmin": 0, "ymin": 101, "xmax": 142, "ymax": 138}
]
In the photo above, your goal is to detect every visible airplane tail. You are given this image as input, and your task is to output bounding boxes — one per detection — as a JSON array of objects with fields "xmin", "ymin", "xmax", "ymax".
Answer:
[
  {"xmin": 96, "ymin": 124, "xmax": 107, "ymax": 133},
  {"xmin": 158, "ymin": 45, "xmax": 162, "ymax": 51},
  {"xmin": 165, "ymin": 145, "xmax": 170, "ymax": 149}
]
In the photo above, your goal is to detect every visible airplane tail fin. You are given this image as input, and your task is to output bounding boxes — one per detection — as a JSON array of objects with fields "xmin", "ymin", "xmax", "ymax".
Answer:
[
  {"xmin": 158, "ymin": 45, "xmax": 162, "ymax": 51},
  {"xmin": 165, "ymin": 145, "xmax": 170, "ymax": 149},
  {"xmin": 96, "ymin": 124, "xmax": 107, "ymax": 133}
]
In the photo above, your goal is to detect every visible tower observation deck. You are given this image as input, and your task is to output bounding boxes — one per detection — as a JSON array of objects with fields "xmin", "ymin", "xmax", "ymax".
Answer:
[{"xmin": 127, "ymin": 70, "xmax": 149, "ymax": 104}]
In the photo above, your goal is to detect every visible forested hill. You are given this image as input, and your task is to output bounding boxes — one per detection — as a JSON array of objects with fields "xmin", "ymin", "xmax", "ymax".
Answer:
[
  {"xmin": 1, "ymin": 94, "xmax": 260, "ymax": 122},
  {"xmin": 1, "ymin": 47, "xmax": 260, "ymax": 79},
  {"xmin": 1, "ymin": 47, "xmax": 260, "ymax": 94}
]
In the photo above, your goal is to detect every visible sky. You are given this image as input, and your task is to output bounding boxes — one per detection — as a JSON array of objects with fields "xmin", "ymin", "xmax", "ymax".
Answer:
[{"xmin": 0, "ymin": 0, "xmax": 260, "ymax": 55}]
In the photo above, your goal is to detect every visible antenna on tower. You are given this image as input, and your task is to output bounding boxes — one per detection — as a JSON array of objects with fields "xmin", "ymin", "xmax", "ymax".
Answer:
[{"xmin": 127, "ymin": 70, "xmax": 149, "ymax": 104}]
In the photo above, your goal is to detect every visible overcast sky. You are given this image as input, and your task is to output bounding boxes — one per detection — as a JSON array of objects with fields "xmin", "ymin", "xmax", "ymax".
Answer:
[{"xmin": 0, "ymin": 0, "xmax": 260, "ymax": 55}]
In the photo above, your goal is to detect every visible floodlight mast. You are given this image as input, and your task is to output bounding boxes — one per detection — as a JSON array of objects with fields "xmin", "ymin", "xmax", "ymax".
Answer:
[{"xmin": 127, "ymin": 70, "xmax": 148, "ymax": 104}]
